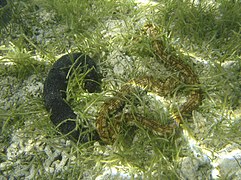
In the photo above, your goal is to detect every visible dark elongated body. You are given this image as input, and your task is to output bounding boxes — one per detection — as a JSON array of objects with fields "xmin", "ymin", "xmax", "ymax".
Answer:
[{"xmin": 43, "ymin": 53, "xmax": 101, "ymax": 142}]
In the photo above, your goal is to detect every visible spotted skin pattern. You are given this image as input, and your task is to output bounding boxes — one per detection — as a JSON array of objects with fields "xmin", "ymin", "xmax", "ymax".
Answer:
[{"xmin": 96, "ymin": 24, "xmax": 203, "ymax": 144}]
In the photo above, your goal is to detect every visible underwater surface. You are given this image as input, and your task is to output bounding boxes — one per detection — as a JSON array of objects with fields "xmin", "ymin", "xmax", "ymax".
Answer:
[{"xmin": 0, "ymin": 0, "xmax": 241, "ymax": 179}]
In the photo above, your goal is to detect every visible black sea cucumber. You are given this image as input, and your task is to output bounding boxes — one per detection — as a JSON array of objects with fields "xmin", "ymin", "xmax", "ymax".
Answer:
[{"xmin": 43, "ymin": 53, "xmax": 101, "ymax": 142}]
